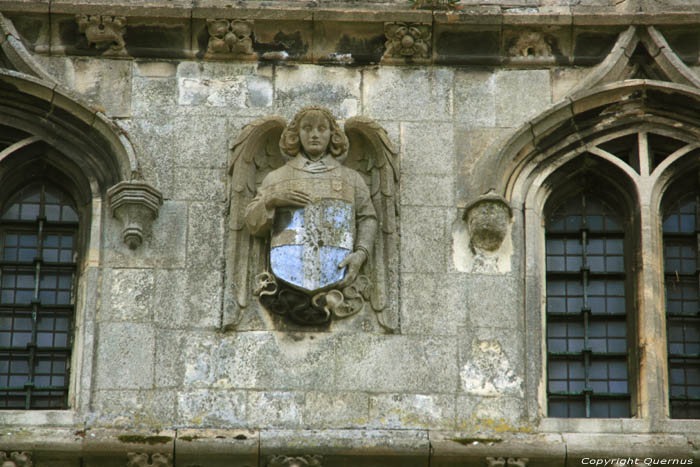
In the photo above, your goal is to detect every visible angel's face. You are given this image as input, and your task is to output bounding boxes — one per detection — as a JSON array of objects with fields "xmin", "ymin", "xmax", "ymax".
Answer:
[{"xmin": 298, "ymin": 111, "xmax": 331, "ymax": 160}]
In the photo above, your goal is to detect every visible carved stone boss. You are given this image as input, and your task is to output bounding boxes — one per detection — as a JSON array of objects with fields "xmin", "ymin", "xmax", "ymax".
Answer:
[
  {"xmin": 107, "ymin": 181, "xmax": 164, "ymax": 249},
  {"xmin": 0, "ymin": 452, "xmax": 32, "ymax": 467},
  {"xmin": 127, "ymin": 452, "xmax": 172, "ymax": 467},
  {"xmin": 205, "ymin": 19, "xmax": 255, "ymax": 59},
  {"xmin": 268, "ymin": 455, "xmax": 323, "ymax": 467},
  {"xmin": 226, "ymin": 106, "xmax": 399, "ymax": 328},
  {"xmin": 76, "ymin": 15, "xmax": 127, "ymax": 55},
  {"xmin": 464, "ymin": 192, "xmax": 512, "ymax": 253},
  {"xmin": 383, "ymin": 22, "xmax": 431, "ymax": 61}
]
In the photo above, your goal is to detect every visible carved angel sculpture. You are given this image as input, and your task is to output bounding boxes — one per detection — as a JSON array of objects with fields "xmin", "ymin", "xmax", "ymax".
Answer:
[{"xmin": 224, "ymin": 106, "xmax": 399, "ymax": 329}]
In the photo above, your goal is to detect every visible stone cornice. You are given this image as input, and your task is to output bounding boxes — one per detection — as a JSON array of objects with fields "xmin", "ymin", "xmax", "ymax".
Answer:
[{"xmin": 1, "ymin": 1, "xmax": 700, "ymax": 66}]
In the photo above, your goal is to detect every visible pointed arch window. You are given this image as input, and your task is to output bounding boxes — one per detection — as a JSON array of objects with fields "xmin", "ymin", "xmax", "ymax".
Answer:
[
  {"xmin": 662, "ymin": 187, "xmax": 700, "ymax": 419},
  {"xmin": 0, "ymin": 182, "xmax": 79, "ymax": 409},
  {"xmin": 545, "ymin": 189, "xmax": 631, "ymax": 418}
]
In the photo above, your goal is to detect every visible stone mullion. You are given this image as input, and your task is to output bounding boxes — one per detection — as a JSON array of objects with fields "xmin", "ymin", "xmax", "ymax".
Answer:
[{"xmin": 636, "ymin": 197, "xmax": 668, "ymax": 421}]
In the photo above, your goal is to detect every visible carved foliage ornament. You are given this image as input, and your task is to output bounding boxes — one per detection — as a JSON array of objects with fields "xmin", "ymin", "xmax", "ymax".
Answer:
[
  {"xmin": 268, "ymin": 455, "xmax": 323, "ymax": 467},
  {"xmin": 127, "ymin": 452, "xmax": 172, "ymax": 467},
  {"xmin": 226, "ymin": 107, "xmax": 399, "ymax": 330},
  {"xmin": 206, "ymin": 19, "xmax": 254, "ymax": 57},
  {"xmin": 384, "ymin": 22, "xmax": 431, "ymax": 59},
  {"xmin": 0, "ymin": 452, "xmax": 32, "ymax": 467},
  {"xmin": 486, "ymin": 458, "xmax": 529, "ymax": 467},
  {"xmin": 76, "ymin": 15, "xmax": 127, "ymax": 54}
]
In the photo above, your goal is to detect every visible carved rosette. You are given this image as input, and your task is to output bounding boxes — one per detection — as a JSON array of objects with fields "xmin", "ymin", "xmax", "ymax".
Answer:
[
  {"xmin": 107, "ymin": 181, "xmax": 163, "ymax": 249},
  {"xmin": 76, "ymin": 14, "xmax": 127, "ymax": 55},
  {"xmin": 382, "ymin": 22, "xmax": 431, "ymax": 62},
  {"xmin": 0, "ymin": 452, "xmax": 32, "ymax": 467},
  {"xmin": 268, "ymin": 455, "xmax": 323, "ymax": 467},
  {"xmin": 205, "ymin": 19, "xmax": 255, "ymax": 59},
  {"xmin": 127, "ymin": 452, "xmax": 172, "ymax": 467},
  {"xmin": 464, "ymin": 193, "xmax": 512, "ymax": 253}
]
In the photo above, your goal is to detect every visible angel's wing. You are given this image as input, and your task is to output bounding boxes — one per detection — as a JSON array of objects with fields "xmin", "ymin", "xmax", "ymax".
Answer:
[
  {"xmin": 344, "ymin": 117, "xmax": 400, "ymax": 332},
  {"xmin": 223, "ymin": 116, "xmax": 286, "ymax": 330}
]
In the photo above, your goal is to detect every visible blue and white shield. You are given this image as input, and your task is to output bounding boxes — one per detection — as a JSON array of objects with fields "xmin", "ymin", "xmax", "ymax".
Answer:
[{"xmin": 270, "ymin": 199, "xmax": 354, "ymax": 293}]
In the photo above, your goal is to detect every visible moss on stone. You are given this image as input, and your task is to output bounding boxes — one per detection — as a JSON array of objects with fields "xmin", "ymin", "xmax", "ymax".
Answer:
[{"xmin": 117, "ymin": 434, "xmax": 173, "ymax": 445}]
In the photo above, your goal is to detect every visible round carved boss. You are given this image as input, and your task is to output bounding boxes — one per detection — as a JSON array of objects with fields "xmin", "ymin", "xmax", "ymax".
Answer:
[{"xmin": 464, "ymin": 194, "xmax": 512, "ymax": 252}]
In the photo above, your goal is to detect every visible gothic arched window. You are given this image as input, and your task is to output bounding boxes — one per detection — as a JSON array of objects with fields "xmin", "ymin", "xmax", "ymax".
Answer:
[{"xmin": 0, "ymin": 182, "xmax": 79, "ymax": 409}]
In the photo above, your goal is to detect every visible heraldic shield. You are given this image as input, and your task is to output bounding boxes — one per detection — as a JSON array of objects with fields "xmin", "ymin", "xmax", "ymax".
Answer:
[{"xmin": 269, "ymin": 177, "xmax": 355, "ymax": 293}]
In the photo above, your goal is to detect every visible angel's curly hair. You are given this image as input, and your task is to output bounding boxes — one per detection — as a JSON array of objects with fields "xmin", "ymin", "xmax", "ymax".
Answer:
[{"xmin": 280, "ymin": 106, "xmax": 348, "ymax": 158}]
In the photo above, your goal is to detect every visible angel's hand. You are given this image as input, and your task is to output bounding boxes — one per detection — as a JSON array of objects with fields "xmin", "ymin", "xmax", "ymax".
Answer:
[
  {"xmin": 337, "ymin": 250, "xmax": 368, "ymax": 288},
  {"xmin": 264, "ymin": 190, "xmax": 311, "ymax": 209}
]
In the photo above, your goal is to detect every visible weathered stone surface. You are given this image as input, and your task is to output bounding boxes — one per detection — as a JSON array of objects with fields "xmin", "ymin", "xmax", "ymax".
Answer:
[
  {"xmin": 186, "ymin": 201, "xmax": 225, "ymax": 269},
  {"xmin": 454, "ymin": 70, "xmax": 495, "ymax": 127},
  {"xmin": 362, "ymin": 67, "xmax": 453, "ymax": 121},
  {"xmin": 103, "ymin": 201, "xmax": 187, "ymax": 269},
  {"xmin": 400, "ymin": 273, "xmax": 468, "ymax": 335},
  {"xmin": 401, "ymin": 206, "xmax": 447, "ymax": 273},
  {"xmin": 335, "ymin": 334, "xmax": 458, "ymax": 392},
  {"xmin": 458, "ymin": 327, "xmax": 525, "ymax": 398},
  {"xmin": 368, "ymin": 393, "xmax": 456, "ymax": 430},
  {"xmin": 302, "ymin": 391, "xmax": 370, "ymax": 429},
  {"xmin": 494, "ymin": 69, "xmax": 552, "ymax": 127},
  {"xmin": 551, "ymin": 66, "xmax": 591, "ymax": 101},
  {"xmin": 95, "ymin": 323, "xmax": 155, "ymax": 389},
  {"xmin": 92, "ymin": 389, "xmax": 177, "ymax": 427},
  {"xmin": 455, "ymin": 395, "xmax": 527, "ymax": 432},
  {"xmin": 274, "ymin": 65, "xmax": 360, "ymax": 119},
  {"xmin": 100, "ymin": 268, "xmax": 155, "ymax": 322},
  {"xmin": 247, "ymin": 391, "xmax": 305, "ymax": 429},
  {"xmin": 400, "ymin": 121, "xmax": 453, "ymax": 175},
  {"xmin": 174, "ymin": 169, "xmax": 226, "ymax": 201},
  {"xmin": 401, "ymin": 173, "xmax": 454, "ymax": 207},
  {"xmin": 177, "ymin": 389, "xmax": 247, "ymax": 427},
  {"xmin": 175, "ymin": 429, "xmax": 258, "ymax": 467},
  {"xmin": 465, "ymin": 275, "xmax": 523, "ymax": 329},
  {"xmin": 154, "ymin": 268, "xmax": 222, "ymax": 329}
]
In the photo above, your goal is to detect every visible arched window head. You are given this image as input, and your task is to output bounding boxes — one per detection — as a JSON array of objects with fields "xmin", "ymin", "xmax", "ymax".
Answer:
[
  {"xmin": 545, "ymin": 188, "xmax": 633, "ymax": 418},
  {"xmin": 0, "ymin": 182, "xmax": 79, "ymax": 409}
]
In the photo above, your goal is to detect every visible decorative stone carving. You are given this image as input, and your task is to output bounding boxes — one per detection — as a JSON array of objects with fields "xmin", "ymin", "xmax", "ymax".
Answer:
[
  {"xmin": 268, "ymin": 455, "xmax": 323, "ymax": 467},
  {"xmin": 226, "ymin": 107, "xmax": 399, "ymax": 330},
  {"xmin": 205, "ymin": 19, "xmax": 255, "ymax": 59},
  {"xmin": 486, "ymin": 458, "xmax": 529, "ymax": 467},
  {"xmin": 507, "ymin": 30, "xmax": 552, "ymax": 57},
  {"xmin": 464, "ymin": 192, "xmax": 512, "ymax": 253},
  {"xmin": 76, "ymin": 15, "xmax": 127, "ymax": 55},
  {"xmin": 107, "ymin": 181, "xmax": 163, "ymax": 249},
  {"xmin": 0, "ymin": 452, "xmax": 32, "ymax": 467},
  {"xmin": 383, "ymin": 23, "xmax": 431, "ymax": 60},
  {"xmin": 127, "ymin": 453, "xmax": 172, "ymax": 467}
]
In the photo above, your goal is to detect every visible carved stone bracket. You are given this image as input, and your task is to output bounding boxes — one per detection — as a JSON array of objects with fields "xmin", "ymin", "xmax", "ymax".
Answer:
[
  {"xmin": 107, "ymin": 181, "xmax": 163, "ymax": 249},
  {"xmin": 0, "ymin": 452, "xmax": 32, "ymax": 467},
  {"xmin": 507, "ymin": 30, "xmax": 553, "ymax": 58},
  {"xmin": 486, "ymin": 458, "xmax": 529, "ymax": 467},
  {"xmin": 382, "ymin": 22, "xmax": 431, "ymax": 62},
  {"xmin": 464, "ymin": 192, "xmax": 512, "ymax": 253},
  {"xmin": 268, "ymin": 455, "xmax": 323, "ymax": 467},
  {"xmin": 205, "ymin": 19, "xmax": 255, "ymax": 59},
  {"xmin": 76, "ymin": 15, "xmax": 127, "ymax": 55},
  {"xmin": 127, "ymin": 453, "xmax": 172, "ymax": 467}
]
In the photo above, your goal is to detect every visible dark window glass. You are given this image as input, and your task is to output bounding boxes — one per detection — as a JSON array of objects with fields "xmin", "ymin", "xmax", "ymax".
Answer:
[
  {"xmin": 546, "ymin": 192, "xmax": 631, "ymax": 418},
  {"xmin": 0, "ymin": 183, "xmax": 77, "ymax": 409},
  {"xmin": 663, "ymin": 193, "xmax": 700, "ymax": 419}
]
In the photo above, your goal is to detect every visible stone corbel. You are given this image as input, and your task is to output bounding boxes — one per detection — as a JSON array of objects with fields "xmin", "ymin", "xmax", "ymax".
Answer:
[
  {"xmin": 107, "ymin": 181, "xmax": 163, "ymax": 250},
  {"xmin": 268, "ymin": 455, "xmax": 323, "ymax": 467},
  {"xmin": 205, "ymin": 19, "xmax": 256, "ymax": 60},
  {"xmin": 0, "ymin": 452, "xmax": 32, "ymax": 467},
  {"xmin": 76, "ymin": 15, "xmax": 127, "ymax": 55},
  {"xmin": 464, "ymin": 192, "xmax": 513, "ymax": 254},
  {"xmin": 382, "ymin": 22, "xmax": 432, "ymax": 63},
  {"xmin": 127, "ymin": 452, "xmax": 172, "ymax": 467}
]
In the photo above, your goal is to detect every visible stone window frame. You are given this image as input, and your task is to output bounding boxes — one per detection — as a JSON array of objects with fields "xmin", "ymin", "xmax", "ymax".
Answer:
[
  {"xmin": 0, "ymin": 69, "xmax": 140, "ymax": 426},
  {"xmin": 471, "ymin": 80, "xmax": 700, "ymax": 433}
]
